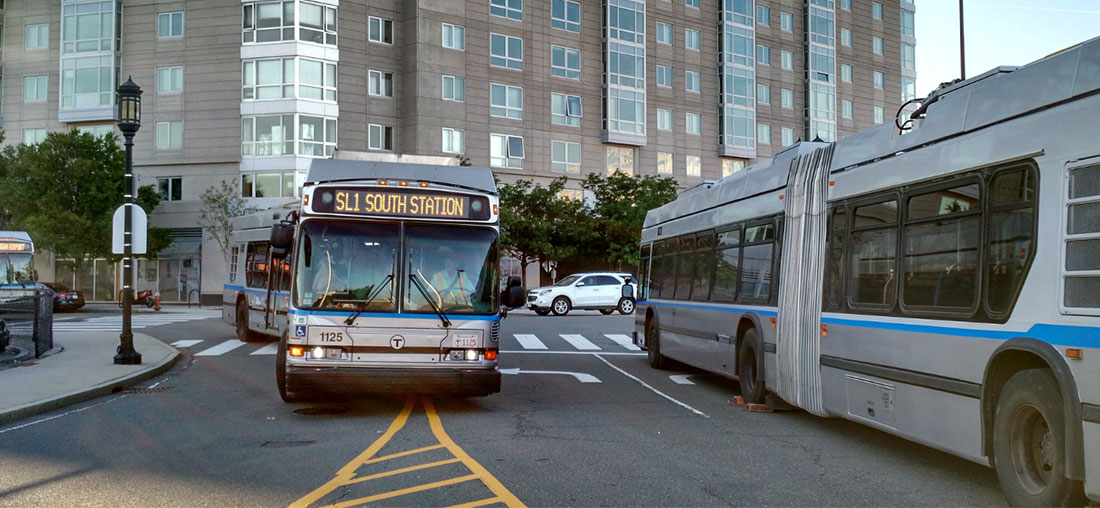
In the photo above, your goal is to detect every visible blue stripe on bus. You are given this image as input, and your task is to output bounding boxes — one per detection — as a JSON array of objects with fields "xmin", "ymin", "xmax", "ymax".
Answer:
[{"xmin": 639, "ymin": 300, "xmax": 1100, "ymax": 348}]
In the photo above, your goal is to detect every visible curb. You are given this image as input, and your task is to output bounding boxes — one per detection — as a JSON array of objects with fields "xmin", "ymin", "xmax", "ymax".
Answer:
[{"xmin": 0, "ymin": 348, "xmax": 181, "ymax": 425}]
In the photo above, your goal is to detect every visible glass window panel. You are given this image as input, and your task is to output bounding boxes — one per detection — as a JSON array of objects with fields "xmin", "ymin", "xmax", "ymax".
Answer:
[
  {"xmin": 908, "ymin": 184, "xmax": 979, "ymax": 220},
  {"xmin": 854, "ymin": 200, "xmax": 898, "ymax": 227},
  {"xmin": 903, "ymin": 217, "xmax": 980, "ymax": 309},
  {"xmin": 850, "ymin": 228, "xmax": 897, "ymax": 306}
]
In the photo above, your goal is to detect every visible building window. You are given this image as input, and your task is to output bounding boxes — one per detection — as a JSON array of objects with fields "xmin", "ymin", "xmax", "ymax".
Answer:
[
  {"xmin": 781, "ymin": 12, "xmax": 793, "ymax": 31},
  {"xmin": 656, "ymin": 22, "xmax": 672, "ymax": 44},
  {"xmin": 607, "ymin": 89, "xmax": 646, "ymax": 135},
  {"xmin": 902, "ymin": 43, "xmax": 916, "ymax": 71},
  {"xmin": 757, "ymin": 45, "xmax": 771, "ymax": 65},
  {"xmin": 841, "ymin": 64, "xmax": 852, "ymax": 83},
  {"xmin": 241, "ymin": 172, "xmax": 297, "ymax": 198},
  {"xmin": 551, "ymin": 93, "xmax": 582, "ymax": 127},
  {"xmin": 490, "ymin": 33, "xmax": 523, "ymax": 70},
  {"xmin": 242, "ymin": 58, "xmax": 294, "ymax": 100},
  {"xmin": 901, "ymin": 10, "xmax": 915, "ymax": 37},
  {"xmin": 490, "ymin": 134, "xmax": 524, "ymax": 168},
  {"xmin": 781, "ymin": 50, "xmax": 793, "ymax": 70},
  {"xmin": 841, "ymin": 0, "xmax": 850, "ymax": 10},
  {"xmin": 369, "ymin": 70, "xmax": 393, "ymax": 97},
  {"xmin": 442, "ymin": 75, "xmax": 466, "ymax": 102},
  {"xmin": 491, "ymin": 0, "xmax": 523, "ymax": 21},
  {"xmin": 551, "ymin": 0, "xmax": 580, "ymax": 32},
  {"xmin": 757, "ymin": 6, "xmax": 770, "ymax": 26},
  {"xmin": 757, "ymin": 124, "xmax": 771, "ymax": 144},
  {"xmin": 606, "ymin": 146, "xmax": 634, "ymax": 175},
  {"xmin": 841, "ymin": 99, "xmax": 852, "ymax": 119},
  {"xmin": 302, "ymin": 116, "xmax": 337, "ymax": 156},
  {"xmin": 158, "ymin": 12, "xmax": 184, "ymax": 38},
  {"xmin": 442, "ymin": 23, "xmax": 465, "ymax": 50},
  {"xmin": 158, "ymin": 177, "xmax": 183, "ymax": 201},
  {"xmin": 23, "ymin": 129, "xmax": 47, "ymax": 145},
  {"xmin": 685, "ymin": 0, "xmax": 699, "ymax": 8},
  {"xmin": 490, "ymin": 83, "xmax": 523, "ymax": 119},
  {"xmin": 656, "ymin": 65, "xmax": 672, "ymax": 87},
  {"xmin": 242, "ymin": 115, "xmax": 294, "ymax": 156},
  {"xmin": 369, "ymin": 16, "xmax": 392, "ymax": 44},
  {"xmin": 721, "ymin": 159, "xmax": 744, "ymax": 177},
  {"xmin": 781, "ymin": 89, "xmax": 793, "ymax": 108},
  {"xmin": 156, "ymin": 121, "xmax": 183, "ymax": 149},
  {"xmin": 873, "ymin": 37, "xmax": 883, "ymax": 55},
  {"xmin": 442, "ymin": 128, "xmax": 465, "ymax": 154},
  {"xmin": 551, "ymin": 46, "xmax": 581, "ymax": 79},
  {"xmin": 242, "ymin": 2, "xmax": 336, "ymax": 46},
  {"xmin": 657, "ymin": 109, "xmax": 672, "ymax": 130},
  {"xmin": 157, "ymin": 66, "xmax": 184, "ymax": 93},
  {"xmin": 781, "ymin": 127, "xmax": 795, "ymax": 146},
  {"xmin": 685, "ymin": 112, "xmax": 701, "ymax": 135},
  {"xmin": 25, "ymin": 23, "xmax": 48, "ymax": 50},
  {"xmin": 873, "ymin": 71, "xmax": 883, "ymax": 89},
  {"xmin": 902, "ymin": 77, "xmax": 916, "ymax": 101},
  {"xmin": 874, "ymin": 106, "xmax": 884, "ymax": 124},
  {"xmin": 686, "ymin": 155, "xmax": 701, "ymax": 177},
  {"xmin": 299, "ymin": 2, "xmax": 338, "ymax": 44},
  {"xmin": 841, "ymin": 28, "xmax": 851, "ymax": 47},
  {"xmin": 657, "ymin": 152, "xmax": 672, "ymax": 174},
  {"xmin": 24, "ymin": 76, "xmax": 47, "ymax": 102},
  {"xmin": 77, "ymin": 125, "xmax": 114, "ymax": 137},
  {"xmin": 607, "ymin": 2, "xmax": 645, "ymax": 44},
  {"xmin": 684, "ymin": 28, "xmax": 700, "ymax": 51},
  {"xmin": 685, "ymin": 71, "xmax": 700, "ymax": 93},
  {"xmin": 872, "ymin": 2, "xmax": 883, "ymax": 20},
  {"xmin": 368, "ymin": 124, "xmax": 393, "ymax": 151},
  {"xmin": 757, "ymin": 84, "xmax": 770, "ymax": 104},
  {"xmin": 551, "ymin": 140, "xmax": 581, "ymax": 174},
  {"xmin": 299, "ymin": 59, "xmax": 337, "ymax": 101}
]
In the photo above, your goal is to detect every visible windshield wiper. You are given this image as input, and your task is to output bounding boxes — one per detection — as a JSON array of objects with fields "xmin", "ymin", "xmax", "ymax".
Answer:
[
  {"xmin": 343, "ymin": 276, "xmax": 393, "ymax": 325},
  {"xmin": 410, "ymin": 273, "xmax": 451, "ymax": 328}
]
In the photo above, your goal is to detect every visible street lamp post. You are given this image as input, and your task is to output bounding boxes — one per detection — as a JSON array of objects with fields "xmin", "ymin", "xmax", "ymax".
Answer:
[{"xmin": 115, "ymin": 77, "xmax": 143, "ymax": 365}]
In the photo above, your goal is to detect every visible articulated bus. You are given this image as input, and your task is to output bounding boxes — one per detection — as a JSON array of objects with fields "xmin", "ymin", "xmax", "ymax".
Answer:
[
  {"xmin": 0, "ymin": 231, "xmax": 36, "ymax": 287},
  {"xmin": 634, "ymin": 39, "xmax": 1100, "ymax": 505},
  {"xmin": 224, "ymin": 159, "xmax": 515, "ymax": 401}
]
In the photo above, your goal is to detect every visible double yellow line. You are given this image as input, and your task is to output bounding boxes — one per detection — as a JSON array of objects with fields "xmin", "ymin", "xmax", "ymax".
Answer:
[{"xmin": 291, "ymin": 396, "xmax": 525, "ymax": 508}]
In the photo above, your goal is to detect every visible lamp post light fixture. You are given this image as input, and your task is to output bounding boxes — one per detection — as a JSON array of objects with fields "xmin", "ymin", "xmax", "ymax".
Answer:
[{"xmin": 115, "ymin": 77, "xmax": 143, "ymax": 365}]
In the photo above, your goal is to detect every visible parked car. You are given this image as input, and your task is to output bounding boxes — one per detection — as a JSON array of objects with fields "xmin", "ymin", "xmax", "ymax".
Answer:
[
  {"xmin": 526, "ymin": 272, "xmax": 637, "ymax": 316},
  {"xmin": 42, "ymin": 283, "xmax": 85, "ymax": 312}
]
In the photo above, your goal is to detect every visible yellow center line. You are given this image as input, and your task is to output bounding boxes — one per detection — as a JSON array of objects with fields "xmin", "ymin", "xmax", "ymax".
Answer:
[
  {"xmin": 423, "ymin": 397, "xmax": 527, "ymax": 508},
  {"xmin": 447, "ymin": 497, "xmax": 503, "ymax": 508},
  {"xmin": 327, "ymin": 474, "xmax": 480, "ymax": 508},
  {"xmin": 344, "ymin": 458, "xmax": 462, "ymax": 485},
  {"xmin": 362, "ymin": 444, "xmax": 446, "ymax": 465}
]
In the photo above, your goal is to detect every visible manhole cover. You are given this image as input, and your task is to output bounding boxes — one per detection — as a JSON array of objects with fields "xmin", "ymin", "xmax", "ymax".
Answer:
[
  {"xmin": 261, "ymin": 440, "xmax": 315, "ymax": 448},
  {"xmin": 293, "ymin": 406, "xmax": 349, "ymax": 416}
]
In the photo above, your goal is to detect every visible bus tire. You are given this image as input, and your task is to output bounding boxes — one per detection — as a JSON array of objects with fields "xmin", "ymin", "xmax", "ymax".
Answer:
[
  {"xmin": 617, "ymin": 298, "xmax": 635, "ymax": 315},
  {"xmin": 276, "ymin": 334, "xmax": 301, "ymax": 403},
  {"xmin": 645, "ymin": 315, "xmax": 668, "ymax": 369},
  {"xmin": 738, "ymin": 328, "xmax": 766, "ymax": 404},
  {"xmin": 551, "ymin": 296, "xmax": 571, "ymax": 316},
  {"xmin": 993, "ymin": 369, "xmax": 1085, "ymax": 507},
  {"xmin": 236, "ymin": 301, "xmax": 256, "ymax": 342}
]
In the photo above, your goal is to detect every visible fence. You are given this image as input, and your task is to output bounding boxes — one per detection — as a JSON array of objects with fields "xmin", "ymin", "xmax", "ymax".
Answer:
[{"xmin": 0, "ymin": 286, "xmax": 54, "ymax": 359}]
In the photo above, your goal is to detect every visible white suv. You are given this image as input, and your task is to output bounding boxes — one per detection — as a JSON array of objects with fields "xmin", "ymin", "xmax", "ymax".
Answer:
[{"xmin": 526, "ymin": 272, "xmax": 637, "ymax": 316}]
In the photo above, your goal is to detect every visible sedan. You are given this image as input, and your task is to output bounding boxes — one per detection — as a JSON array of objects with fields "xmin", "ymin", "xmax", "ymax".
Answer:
[{"xmin": 42, "ymin": 283, "xmax": 86, "ymax": 312}]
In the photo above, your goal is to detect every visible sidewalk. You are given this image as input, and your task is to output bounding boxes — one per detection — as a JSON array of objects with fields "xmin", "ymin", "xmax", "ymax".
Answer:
[{"xmin": 0, "ymin": 330, "xmax": 179, "ymax": 425}]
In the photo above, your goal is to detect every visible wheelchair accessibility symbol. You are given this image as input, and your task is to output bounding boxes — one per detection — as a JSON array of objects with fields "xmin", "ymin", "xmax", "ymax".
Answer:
[{"xmin": 295, "ymin": 325, "xmax": 307, "ymax": 338}]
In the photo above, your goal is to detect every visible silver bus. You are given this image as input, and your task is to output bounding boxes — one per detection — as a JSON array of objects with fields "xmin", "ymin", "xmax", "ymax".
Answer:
[
  {"xmin": 0, "ymin": 231, "xmax": 36, "ymax": 288},
  {"xmin": 635, "ymin": 38, "xmax": 1100, "ymax": 505},
  {"xmin": 224, "ymin": 159, "xmax": 518, "ymax": 401}
]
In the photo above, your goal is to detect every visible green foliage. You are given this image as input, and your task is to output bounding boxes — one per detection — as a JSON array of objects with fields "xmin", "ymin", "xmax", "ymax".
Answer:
[
  {"xmin": 0, "ymin": 129, "xmax": 170, "ymax": 285},
  {"xmin": 497, "ymin": 177, "xmax": 593, "ymax": 286},
  {"xmin": 580, "ymin": 172, "xmax": 679, "ymax": 269},
  {"xmin": 199, "ymin": 180, "xmax": 259, "ymax": 263},
  {"xmin": 455, "ymin": 155, "xmax": 471, "ymax": 166}
]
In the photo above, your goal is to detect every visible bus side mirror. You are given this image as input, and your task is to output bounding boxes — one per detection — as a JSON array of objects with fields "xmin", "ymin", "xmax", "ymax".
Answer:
[
  {"xmin": 501, "ymin": 276, "xmax": 524, "ymax": 309},
  {"xmin": 622, "ymin": 284, "xmax": 634, "ymax": 298},
  {"xmin": 270, "ymin": 223, "xmax": 294, "ymax": 250}
]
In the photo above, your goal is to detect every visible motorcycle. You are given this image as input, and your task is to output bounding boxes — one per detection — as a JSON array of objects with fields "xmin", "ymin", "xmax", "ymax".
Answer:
[{"xmin": 118, "ymin": 289, "xmax": 156, "ymax": 309}]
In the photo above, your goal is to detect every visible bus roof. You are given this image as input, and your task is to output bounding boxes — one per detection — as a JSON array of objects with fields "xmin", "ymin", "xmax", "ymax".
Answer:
[
  {"xmin": 305, "ymin": 159, "xmax": 497, "ymax": 195},
  {"xmin": 0, "ymin": 231, "xmax": 32, "ymax": 243}
]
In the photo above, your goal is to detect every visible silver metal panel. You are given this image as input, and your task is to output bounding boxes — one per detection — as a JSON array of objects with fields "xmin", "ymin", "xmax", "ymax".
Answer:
[
  {"xmin": 1085, "ymin": 422, "xmax": 1100, "ymax": 500},
  {"xmin": 305, "ymin": 159, "xmax": 497, "ymax": 195}
]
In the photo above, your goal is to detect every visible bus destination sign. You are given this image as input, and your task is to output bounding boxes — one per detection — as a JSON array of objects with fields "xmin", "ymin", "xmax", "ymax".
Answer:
[
  {"xmin": 312, "ymin": 188, "xmax": 491, "ymax": 221},
  {"xmin": 0, "ymin": 239, "xmax": 31, "ymax": 252}
]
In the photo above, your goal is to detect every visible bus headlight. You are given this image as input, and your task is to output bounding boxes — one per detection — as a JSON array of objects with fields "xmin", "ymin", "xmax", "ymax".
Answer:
[
  {"xmin": 465, "ymin": 349, "xmax": 479, "ymax": 361},
  {"xmin": 311, "ymin": 346, "xmax": 325, "ymax": 359}
]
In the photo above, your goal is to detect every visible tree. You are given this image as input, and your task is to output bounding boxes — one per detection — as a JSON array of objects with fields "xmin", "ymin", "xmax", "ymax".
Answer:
[
  {"xmin": 580, "ymin": 172, "xmax": 679, "ymax": 270},
  {"xmin": 498, "ymin": 177, "xmax": 593, "ymax": 287},
  {"xmin": 0, "ymin": 129, "xmax": 169, "ymax": 289},
  {"xmin": 198, "ymin": 180, "xmax": 259, "ymax": 263}
]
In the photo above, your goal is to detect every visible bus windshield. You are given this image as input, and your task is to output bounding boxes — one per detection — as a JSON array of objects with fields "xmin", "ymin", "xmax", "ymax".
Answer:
[
  {"xmin": 0, "ymin": 253, "xmax": 34, "ymax": 284},
  {"xmin": 405, "ymin": 225, "xmax": 498, "ymax": 315}
]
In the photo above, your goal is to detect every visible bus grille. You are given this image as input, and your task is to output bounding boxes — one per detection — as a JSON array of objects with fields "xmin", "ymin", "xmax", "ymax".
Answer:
[{"xmin": 491, "ymin": 320, "xmax": 500, "ymax": 343}]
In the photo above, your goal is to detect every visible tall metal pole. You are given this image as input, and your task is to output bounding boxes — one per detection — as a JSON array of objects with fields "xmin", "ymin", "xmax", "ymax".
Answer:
[
  {"xmin": 959, "ymin": 0, "xmax": 966, "ymax": 79},
  {"xmin": 115, "ymin": 131, "xmax": 141, "ymax": 364}
]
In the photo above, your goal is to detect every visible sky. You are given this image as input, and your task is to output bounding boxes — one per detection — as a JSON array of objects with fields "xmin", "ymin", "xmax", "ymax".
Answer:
[{"xmin": 914, "ymin": 0, "xmax": 1100, "ymax": 98}]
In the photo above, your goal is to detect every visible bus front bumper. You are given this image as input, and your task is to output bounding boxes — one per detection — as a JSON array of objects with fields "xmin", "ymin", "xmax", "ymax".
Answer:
[{"xmin": 286, "ymin": 365, "xmax": 501, "ymax": 396}]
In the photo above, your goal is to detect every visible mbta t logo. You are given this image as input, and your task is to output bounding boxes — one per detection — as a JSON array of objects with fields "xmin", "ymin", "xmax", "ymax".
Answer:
[{"xmin": 390, "ymin": 335, "xmax": 405, "ymax": 350}]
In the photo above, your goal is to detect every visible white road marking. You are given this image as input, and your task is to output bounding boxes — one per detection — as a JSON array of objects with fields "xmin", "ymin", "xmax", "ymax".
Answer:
[
  {"xmin": 250, "ymin": 343, "xmax": 280, "ymax": 355},
  {"xmin": 559, "ymin": 334, "xmax": 600, "ymax": 351},
  {"xmin": 669, "ymin": 374, "xmax": 696, "ymax": 385},
  {"xmin": 500, "ymin": 368, "xmax": 600, "ymax": 383},
  {"xmin": 604, "ymin": 334, "xmax": 640, "ymax": 351},
  {"xmin": 593, "ymin": 355, "xmax": 708, "ymax": 418},
  {"xmin": 194, "ymin": 339, "xmax": 247, "ymax": 356},
  {"xmin": 171, "ymin": 340, "xmax": 204, "ymax": 348},
  {"xmin": 512, "ymin": 334, "xmax": 547, "ymax": 350}
]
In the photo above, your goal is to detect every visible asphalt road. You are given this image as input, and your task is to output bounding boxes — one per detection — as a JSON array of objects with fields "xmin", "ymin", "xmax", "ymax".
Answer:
[{"xmin": 0, "ymin": 307, "xmax": 1008, "ymax": 506}]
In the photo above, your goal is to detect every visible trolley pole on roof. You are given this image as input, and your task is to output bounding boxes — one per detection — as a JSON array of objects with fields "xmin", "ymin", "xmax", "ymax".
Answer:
[
  {"xmin": 115, "ymin": 77, "xmax": 143, "ymax": 365},
  {"xmin": 959, "ymin": 0, "xmax": 966, "ymax": 79}
]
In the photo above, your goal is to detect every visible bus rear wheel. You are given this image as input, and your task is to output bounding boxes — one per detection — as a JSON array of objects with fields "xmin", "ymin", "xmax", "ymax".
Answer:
[
  {"xmin": 993, "ymin": 369, "xmax": 1085, "ymax": 507},
  {"xmin": 235, "ymin": 301, "xmax": 254, "ymax": 342},
  {"xmin": 738, "ymin": 328, "xmax": 765, "ymax": 404},
  {"xmin": 645, "ymin": 316, "xmax": 668, "ymax": 369}
]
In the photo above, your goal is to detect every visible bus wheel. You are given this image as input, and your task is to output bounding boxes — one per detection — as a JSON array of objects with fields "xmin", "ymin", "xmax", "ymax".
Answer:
[
  {"xmin": 551, "ymin": 297, "xmax": 571, "ymax": 316},
  {"xmin": 993, "ymin": 369, "xmax": 1085, "ymax": 507},
  {"xmin": 645, "ymin": 316, "xmax": 668, "ymax": 369},
  {"xmin": 236, "ymin": 301, "xmax": 255, "ymax": 342},
  {"xmin": 276, "ymin": 334, "xmax": 301, "ymax": 403},
  {"xmin": 738, "ymin": 328, "xmax": 766, "ymax": 404}
]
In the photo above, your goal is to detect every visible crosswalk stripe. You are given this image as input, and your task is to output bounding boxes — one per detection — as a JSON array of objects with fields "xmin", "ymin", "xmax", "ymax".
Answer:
[
  {"xmin": 604, "ymin": 334, "xmax": 640, "ymax": 351},
  {"xmin": 171, "ymin": 340, "xmax": 204, "ymax": 348},
  {"xmin": 251, "ymin": 343, "xmax": 279, "ymax": 355},
  {"xmin": 512, "ymin": 334, "xmax": 547, "ymax": 350},
  {"xmin": 195, "ymin": 339, "xmax": 247, "ymax": 356},
  {"xmin": 559, "ymin": 334, "xmax": 600, "ymax": 351}
]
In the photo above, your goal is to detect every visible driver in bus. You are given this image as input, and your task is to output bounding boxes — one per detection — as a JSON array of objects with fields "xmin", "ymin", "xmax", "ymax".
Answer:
[
  {"xmin": 312, "ymin": 238, "xmax": 349, "ymax": 298},
  {"xmin": 428, "ymin": 252, "xmax": 474, "ymax": 309}
]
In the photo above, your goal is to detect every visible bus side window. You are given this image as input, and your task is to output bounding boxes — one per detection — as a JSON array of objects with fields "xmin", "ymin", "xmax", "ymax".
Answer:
[
  {"xmin": 986, "ymin": 166, "xmax": 1037, "ymax": 318},
  {"xmin": 675, "ymin": 236, "xmax": 696, "ymax": 300},
  {"xmin": 823, "ymin": 206, "xmax": 847, "ymax": 312},
  {"xmin": 245, "ymin": 241, "xmax": 270, "ymax": 289},
  {"xmin": 659, "ymin": 239, "xmax": 677, "ymax": 299},
  {"xmin": 692, "ymin": 231, "xmax": 715, "ymax": 301},
  {"xmin": 849, "ymin": 199, "xmax": 898, "ymax": 310},
  {"xmin": 639, "ymin": 244, "xmax": 651, "ymax": 300},
  {"xmin": 229, "ymin": 246, "xmax": 240, "ymax": 283},
  {"xmin": 711, "ymin": 227, "xmax": 741, "ymax": 302}
]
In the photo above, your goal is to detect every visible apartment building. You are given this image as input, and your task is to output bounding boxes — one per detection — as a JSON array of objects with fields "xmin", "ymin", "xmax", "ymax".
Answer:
[{"xmin": 0, "ymin": 0, "xmax": 913, "ymax": 303}]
